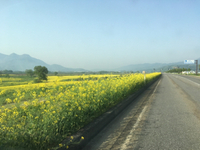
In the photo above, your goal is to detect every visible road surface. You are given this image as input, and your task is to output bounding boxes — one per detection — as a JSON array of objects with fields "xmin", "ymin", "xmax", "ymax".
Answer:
[{"xmin": 82, "ymin": 73, "xmax": 200, "ymax": 150}]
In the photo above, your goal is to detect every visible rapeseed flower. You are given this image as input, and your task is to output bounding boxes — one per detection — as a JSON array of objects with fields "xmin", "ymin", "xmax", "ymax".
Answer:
[{"xmin": 0, "ymin": 73, "xmax": 160, "ymax": 150}]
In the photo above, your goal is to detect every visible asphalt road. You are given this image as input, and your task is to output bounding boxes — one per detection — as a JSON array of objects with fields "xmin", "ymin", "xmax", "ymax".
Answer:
[{"xmin": 82, "ymin": 73, "xmax": 200, "ymax": 150}]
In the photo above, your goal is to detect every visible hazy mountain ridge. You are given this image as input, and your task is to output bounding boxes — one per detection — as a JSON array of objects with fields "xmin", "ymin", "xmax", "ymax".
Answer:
[
  {"xmin": 115, "ymin": 58, "xmax": 200, "ymax": 72},
  {"xmin": 0, "ymin": 53, "xmax": 199, "ymax": 72},
  {"xmin": 0, "ymin": 53, "xmax": 87, "ymax": 72}
]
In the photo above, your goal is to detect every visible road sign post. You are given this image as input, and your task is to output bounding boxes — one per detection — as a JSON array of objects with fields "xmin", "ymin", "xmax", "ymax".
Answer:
[
  {"xmin": 195, "ymin": 60, "xmax": 198, "ymax": 75},
  {"xmin": 184, "ymin": 60, "xmax": 198, "ymax": 75},
  {"xmin": 184, "ymin": 60, "xmax": 195, "ymax": 64},
  {"xmin": 142, "ymin": 71, "xmax": 146, "ymax": 85}
]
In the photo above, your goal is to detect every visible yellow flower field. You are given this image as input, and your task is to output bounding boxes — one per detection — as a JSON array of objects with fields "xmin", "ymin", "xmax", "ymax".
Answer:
[
  {"xmin": 47, "ymin": 74, "xmax": 120, "ymax": 82},
  {"xmin": 0, "ymin": 73, "xmax": 161, "ymax": 150}
]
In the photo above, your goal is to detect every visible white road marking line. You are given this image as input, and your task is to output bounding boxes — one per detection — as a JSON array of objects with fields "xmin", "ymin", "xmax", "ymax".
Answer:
[
  {"xmin": 120, "ymin": 79, "xmax": 161, "ymax": 150},
  {"xmin": 153, "ymin": 79, "xmax": 161, "ymax": 93},
  {"xmin": 120, "ymin": 105, "xmax": 147, "ymax": 150}
]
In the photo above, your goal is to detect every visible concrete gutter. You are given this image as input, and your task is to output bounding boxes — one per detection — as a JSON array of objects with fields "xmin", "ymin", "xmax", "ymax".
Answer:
[{"xmin": 57, "ymin": 74, "xmax": 162, "ymax": 150}]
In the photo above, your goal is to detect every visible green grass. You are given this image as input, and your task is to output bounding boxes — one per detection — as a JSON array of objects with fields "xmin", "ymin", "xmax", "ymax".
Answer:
[{"xmin": 0, "ymin": 75, "xmax": 35, "ymax": 87}]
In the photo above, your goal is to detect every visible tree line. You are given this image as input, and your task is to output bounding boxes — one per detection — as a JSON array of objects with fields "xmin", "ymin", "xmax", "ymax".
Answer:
[
  {"xmin": 166, "ymin": 68, "xmax": 191, "ymax": 73},
  {"xmin": 0, "ymin": 66, "xmax": 49, "ymax": 83}
]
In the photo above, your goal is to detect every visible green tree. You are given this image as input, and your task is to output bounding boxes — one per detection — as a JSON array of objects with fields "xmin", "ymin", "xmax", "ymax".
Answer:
[
  {"xmin": 5, "ymin": 73, "xmax": 10, "ymax": 78},
  {"xmin": 34, "ymin": 66, "xmax": 48, "ymax": 82},
  {"xmin": 54, "ymin": 71, "xmax": 58, "ymax": 76},
  {"xmin": 25, "ymin": 69, "xmax": 34, "ymax": 77},
  {"xmin": 3, "ymin": 70, "xmax": 13, "ymax": 74}
]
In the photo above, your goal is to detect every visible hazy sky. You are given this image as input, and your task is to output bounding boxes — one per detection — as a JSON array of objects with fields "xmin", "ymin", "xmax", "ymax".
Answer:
[{"xmin": 1, "ymin": 0, "xmax": 200, "ymax": 70}]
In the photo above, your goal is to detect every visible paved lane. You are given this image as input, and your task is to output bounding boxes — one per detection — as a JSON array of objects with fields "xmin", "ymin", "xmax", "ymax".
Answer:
[
  {"xmin": 174, "ymin": 74, "xmax": 200, "ymax": 85},
  {"xmin": 134, "ymin": 74, "xmax": 200, "ymax": 150},
  {"xmin": 82, "ymin": 73, "xmax": 200, "ymax": 150}
]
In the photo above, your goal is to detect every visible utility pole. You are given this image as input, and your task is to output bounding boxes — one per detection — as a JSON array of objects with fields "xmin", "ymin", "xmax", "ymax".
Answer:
[{"xmin": 195, "ymin": 60, "xmax": 198, "ymax": 75}]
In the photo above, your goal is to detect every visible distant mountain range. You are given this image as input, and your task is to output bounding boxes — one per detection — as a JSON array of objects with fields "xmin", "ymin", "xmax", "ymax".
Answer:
[
  {"xmin": 0, "ymin": 53, "xmax": 87, "ymax": 72},
  {"xmin": 115, "ymin": 58, "xmax": 200, "ymax": 73},
  {"xmin": 0, "ymin": 53, "xmax": 199, "ymax": 72}
]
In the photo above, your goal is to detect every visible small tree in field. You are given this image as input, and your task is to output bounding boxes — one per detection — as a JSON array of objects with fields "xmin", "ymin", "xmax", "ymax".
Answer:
[
  {"xmin": 25, "ymin": 69, "xmax": 34, "ymax": 77},
  {"xmin": 34, "ymin": 66, "xmax": 48, "ymax": 82},
  {"xmin": 54, "ymin": 72, "xmax": 58, "ymax": 76},
  {"xmin": 5, "ymin": 74, "xmax": 10, "ymax": 78}
]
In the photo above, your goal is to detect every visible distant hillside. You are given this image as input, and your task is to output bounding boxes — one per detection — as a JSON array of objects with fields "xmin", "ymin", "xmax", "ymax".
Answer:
[
  {"xmin": 115, "ymin": 58, "xmax": 200, "ymax": 73},
  {"xmin": 0, "ymin": 53, "xmax": 88, "ymax": 72},
  {"xmin": 1, "ymin": 53, "xmax": 199, "ymax": 73}
]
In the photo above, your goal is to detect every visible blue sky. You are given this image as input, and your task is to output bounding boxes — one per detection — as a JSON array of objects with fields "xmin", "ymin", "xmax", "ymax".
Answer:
[{"xmin": 1, "ymin": 0, "xmax": 200, "ymax": 70}]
